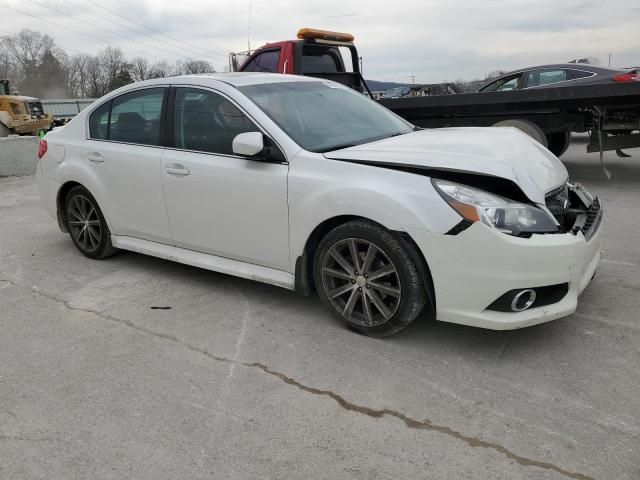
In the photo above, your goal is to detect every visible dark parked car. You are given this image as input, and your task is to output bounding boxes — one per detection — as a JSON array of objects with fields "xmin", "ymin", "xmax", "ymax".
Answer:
[{"xmin": 477, "ymin": 64, "xmax": 640, "ymax": 92}]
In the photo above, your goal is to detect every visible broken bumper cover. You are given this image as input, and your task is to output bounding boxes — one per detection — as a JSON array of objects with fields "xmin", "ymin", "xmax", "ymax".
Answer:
[{"xmin": 408, "ymin": 208, "xmax": 603, "ymax": 330}]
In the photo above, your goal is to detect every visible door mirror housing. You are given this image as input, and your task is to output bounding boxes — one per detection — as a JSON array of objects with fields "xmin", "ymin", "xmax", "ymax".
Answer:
[{"xmin": 232, "ymin": 132, "xmax": 264, "ymax": 157}]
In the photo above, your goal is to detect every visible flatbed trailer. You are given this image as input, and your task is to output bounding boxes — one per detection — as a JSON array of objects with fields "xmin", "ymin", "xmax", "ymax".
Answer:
[{"xmin": 232, "ymin": 28, "xmax": 640, "ymax": 163}]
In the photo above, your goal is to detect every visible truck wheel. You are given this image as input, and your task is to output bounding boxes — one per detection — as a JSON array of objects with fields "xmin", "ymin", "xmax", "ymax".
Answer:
[
  {"xmin": 492, "ymin": 119, "xmax": 548, "ymax": 148},
  {"xmin": 546, "ymin": 132, "xmax": 571, "ymax": 157},
  {"xmin": 0, "ymin": 122, "xmax": 10, "ymax": 138},
  {"xmin": 314, "ymin": 220, "xmax": 428, "ymax": 337}
]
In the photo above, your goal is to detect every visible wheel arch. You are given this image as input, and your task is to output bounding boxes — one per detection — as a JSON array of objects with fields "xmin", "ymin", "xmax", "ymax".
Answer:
[
  {"xmin": 56, "ymin": 181, "xmax": 115, "ymax": 234},
  {"xmin": 56, "ymin": 181, "xmax": 84, "ymax": 233},
  {"xmin": 295, "ymin": 215, "xmax": 436, "ymax": 315}
]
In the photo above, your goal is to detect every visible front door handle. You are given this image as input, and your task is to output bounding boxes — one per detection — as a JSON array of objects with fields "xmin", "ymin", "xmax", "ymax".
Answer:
[
  {"xmin": 166, "ymin": 164, "xmax": 190, "ymax": 176},
  {"xmin": 88, "ymin": 152, "xmax": 104, "ymax": 163}
]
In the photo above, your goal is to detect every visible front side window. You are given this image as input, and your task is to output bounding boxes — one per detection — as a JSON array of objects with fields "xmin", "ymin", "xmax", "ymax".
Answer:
[
  {"xmin": 239, "ymin": 81, "xmax": 413, "ymax": 152},
  {"xmin": 527, "ymin": 69, "xmax": 567, "ymax": 87},
  {"xmin": 88, "ymin": 88, "xmax": 165, "ymax": 145},
  {"xmin": 481, "ymin": 74, "xmax": 520, "ymax": 92},
  {"xmin": 173, "ymin": 88, "xmax": 259, "ymax": 155},
  {"xmin": 243, "ymin": 49, "xmax": 280, "ymax": 73}
]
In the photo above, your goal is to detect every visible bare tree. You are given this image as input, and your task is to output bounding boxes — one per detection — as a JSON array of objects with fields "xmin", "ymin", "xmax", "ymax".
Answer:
[
  {"xmin": 66, "ymin": 53, "xmax": 93, "ymax": 97},
  {"xmin": 99, "ymin": 46, "xmax": 125, "ymax": 90},
  {"xmin": 148, "ymin": 60, "xmax": 175, "ymax": 79},
  {"xmin": 86, "ymin": 55, "xmax": 106, "ymax": 98},
  {"xmin": 183, "ymin": 59, "xmax": 215, "ymax": 74},
  {"xmin": 4, "ymin": 29, "xmax": 54, "ymax": 67},
  {"xmin": 130, "ymin": 56, "xmax": 149, "ymax": 82}
]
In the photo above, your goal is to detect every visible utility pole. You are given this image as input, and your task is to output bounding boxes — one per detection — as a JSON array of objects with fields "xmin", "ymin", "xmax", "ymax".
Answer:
[
  {"xmin": 608, "ymin": 52, "xmax": 612, "ymax": 68},
  {"xmin": 410, "ymin": 75, "xmax": 415, "ymax": 84}
]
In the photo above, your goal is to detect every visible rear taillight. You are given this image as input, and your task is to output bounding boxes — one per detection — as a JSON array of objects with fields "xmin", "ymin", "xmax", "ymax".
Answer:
[
  {"xmin": 613, "ymin": 72, "xmax": 640, "ymax": 82},
  {"xmin": 37, "ymin": 139, "xmax": 47, "ymax": 159}
]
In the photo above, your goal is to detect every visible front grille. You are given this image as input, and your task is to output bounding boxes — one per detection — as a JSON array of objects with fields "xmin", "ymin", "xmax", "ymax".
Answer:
[
  {"xmin": 545, "ymin": 184, "xmax": 569, "ymax": 226},
  {"xmin": 582, "ymin": 198, "xmax": 602, "ymax": 241},
  {"xmin": 27, "ymin": 101, "xmax": 45, "ymax": 117},
  {"xmin": 546, "ymin": 184, "xmax": 603, "ymax": 239}
]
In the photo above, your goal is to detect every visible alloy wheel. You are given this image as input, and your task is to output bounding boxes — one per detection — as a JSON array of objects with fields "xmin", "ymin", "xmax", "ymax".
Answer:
[
  {"xmin": 67, "ymin": 194, "xmax": 102, "ymax": 253},
  {"xmin": 321, "ymin": 238, "xmax": 401, "ymax": 327}
]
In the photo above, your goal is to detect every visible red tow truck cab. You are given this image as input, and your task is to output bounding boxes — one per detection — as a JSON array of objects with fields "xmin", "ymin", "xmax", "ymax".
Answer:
[{"xmin": 230, "ymin": 28, "xmax": 371, "ymax": 95}]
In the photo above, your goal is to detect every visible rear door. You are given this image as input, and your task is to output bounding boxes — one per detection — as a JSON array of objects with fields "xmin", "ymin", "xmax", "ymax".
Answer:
[
  {"xmin": 85, "ymin": 87, "xmax": 172, "ymax": 243},
  {"xmin": 160, "ymin": 86, "xmax": 290, "ymax": 270}
]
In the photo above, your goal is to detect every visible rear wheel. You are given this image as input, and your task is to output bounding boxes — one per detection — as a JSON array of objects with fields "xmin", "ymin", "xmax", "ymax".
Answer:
[
  {"xmin": 493, "ymin": 119, "xmax": 548, "ymax": 148},
  {"xmin": 546, "ymin": 131, "xmax": 571, "ymax": 157},
  {"xmin": 314, "ymin": 220, "xmax": 428, "ymax": 337},
  {"xmin": 65, "ymin": 186, "xmax": 118, "ymax": 259}
]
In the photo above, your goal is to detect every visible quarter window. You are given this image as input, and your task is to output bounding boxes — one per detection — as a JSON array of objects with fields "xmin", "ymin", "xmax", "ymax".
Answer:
[
  {"xmin": 173, "ymin": 88, "xmax": 260, "ymax": 155},
  {"xmin": 89, "ymin": 101, "xmax": 110, "ymax": 140},
  {"xmin": 301, "ymin": 45, "xmax": 342, "ymax": 73},
  {"xmin": 568, "ymin": 69, "xmax": 595, "ymax": 80}
]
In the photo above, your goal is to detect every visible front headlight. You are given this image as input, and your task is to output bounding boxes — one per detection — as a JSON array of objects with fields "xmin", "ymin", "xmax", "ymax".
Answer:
[{"xmin": 432, "ymin": 179, "xmax": 558, "ymax": 236}]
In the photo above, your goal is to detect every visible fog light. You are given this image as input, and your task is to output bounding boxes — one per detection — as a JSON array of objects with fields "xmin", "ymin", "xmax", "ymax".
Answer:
[{"xmin": 511, "ymin": 289, "xmax": 537, "ymax": 312}]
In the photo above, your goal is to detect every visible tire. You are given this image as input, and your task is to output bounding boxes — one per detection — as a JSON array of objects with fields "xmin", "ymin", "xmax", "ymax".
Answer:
[
  {"xmin": 492, "ymin": 119, "xmax": 548, "ymax": 148},
  {"xmin": 546, "ymin": 131, "xmax": 571, "ymax": 157},
  {"xmin": 0, "ymin": 122, "xmax": 10, "ymax": 138},
  {"xmin": 313, "ymin": 220, "xmax": 429, "ymax": 337},
  {"xmin": 64, "ymin": 186, "xmax": 118, "ymax": 259}
]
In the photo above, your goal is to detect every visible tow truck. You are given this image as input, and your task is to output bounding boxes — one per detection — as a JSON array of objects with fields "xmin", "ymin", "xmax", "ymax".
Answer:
[{"xmin": 230, "ymin": 28, "xmax": 640, "ymax": 165}]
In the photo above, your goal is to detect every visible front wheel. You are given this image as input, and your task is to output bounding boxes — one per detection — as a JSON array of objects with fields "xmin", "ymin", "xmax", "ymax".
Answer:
[
  {"xmin": 313, "ymin": 220, "xmax": 429, "ymax": 337},
  {"xmin": 65, "ymin": 186, "xmax": 118, "ymax": 259}
]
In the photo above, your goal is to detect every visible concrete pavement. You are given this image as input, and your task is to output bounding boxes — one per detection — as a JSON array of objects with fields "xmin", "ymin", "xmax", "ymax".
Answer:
[{"xmin": 1, "ymin": 142, "xmax": 638, "ymax": 479}]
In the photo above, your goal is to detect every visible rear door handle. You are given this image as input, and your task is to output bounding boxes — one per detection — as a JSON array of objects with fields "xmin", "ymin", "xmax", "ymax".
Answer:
[
  {"xmin": 88, "ymin": 152, "xmax": 104, "ymax": 163},
  {"xmin": 166, "ymin": 164, "xmax": 190, "ymax": 176}
]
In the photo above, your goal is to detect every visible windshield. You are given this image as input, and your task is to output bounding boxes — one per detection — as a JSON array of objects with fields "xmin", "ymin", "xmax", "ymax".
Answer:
[{"xmin": 238, "ymin": 81, "xmax": 413, "ymax": 152}]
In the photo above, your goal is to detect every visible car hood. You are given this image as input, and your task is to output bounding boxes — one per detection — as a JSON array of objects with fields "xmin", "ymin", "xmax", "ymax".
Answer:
[{"xmin": 323, "ymin": 127, "xmax": 568, "ymax": 204}]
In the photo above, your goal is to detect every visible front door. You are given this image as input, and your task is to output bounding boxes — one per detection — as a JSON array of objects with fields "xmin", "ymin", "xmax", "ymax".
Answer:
[{"xmin": 161, "ymin": 87, "xmax": 290, "ymax": 271}]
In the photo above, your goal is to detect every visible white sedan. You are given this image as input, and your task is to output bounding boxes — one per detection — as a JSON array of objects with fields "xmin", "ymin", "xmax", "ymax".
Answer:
[{"xmin": 36, "ymin": 73, "xmax": 603, "ymax": 337}]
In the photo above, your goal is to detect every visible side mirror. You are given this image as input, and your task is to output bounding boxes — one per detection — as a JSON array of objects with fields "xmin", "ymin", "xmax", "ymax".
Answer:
[{"xmin": 232, "ymin": 131, "xmax": 264, "ymax": 157}]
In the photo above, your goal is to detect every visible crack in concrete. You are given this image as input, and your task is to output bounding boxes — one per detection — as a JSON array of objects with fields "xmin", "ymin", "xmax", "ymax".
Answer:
[
  {"xmin": 0, "ymin": 434, "xmax": 63, "ymax": 442},
  {"xmin": 1, "ymin": 277, "xmax": 594, "ymax": 480}
]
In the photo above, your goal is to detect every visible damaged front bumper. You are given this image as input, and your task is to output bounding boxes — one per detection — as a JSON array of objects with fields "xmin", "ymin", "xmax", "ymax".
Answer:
[{"xmin": 407, "ymin": 193, "xmax": 603, "ymax": 330}]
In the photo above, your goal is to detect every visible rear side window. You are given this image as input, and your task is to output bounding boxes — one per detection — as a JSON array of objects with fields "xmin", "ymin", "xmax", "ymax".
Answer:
[
  {"xmin": 527, "ymin": 70, "xmax": 567, "ymax": 87},
  {"xmin": 243, "ymin": 49, "xmax": 280, "ymax": 72},
  {"xmin": 173, "ymin": 88, "xmax": 260, "ymax": 155},
  {"xmin": 89, "ymin": 88, "xmax": 165, "ymax": 145}
]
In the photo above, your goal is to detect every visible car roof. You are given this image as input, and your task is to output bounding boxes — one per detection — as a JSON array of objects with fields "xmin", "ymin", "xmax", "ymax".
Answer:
[
  {"xmin": 492, "ymin": 63, "xmax": 622, "ymax": 79},
  {"xmin": 121, "ymin": 72, "xmax": 320, "ymax": 90}
]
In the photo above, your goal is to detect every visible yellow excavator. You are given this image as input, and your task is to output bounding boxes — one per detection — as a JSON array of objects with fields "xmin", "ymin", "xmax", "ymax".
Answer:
[{"xmin": 0, "ymin": 79, "xmax": 53, "ymax": 137}]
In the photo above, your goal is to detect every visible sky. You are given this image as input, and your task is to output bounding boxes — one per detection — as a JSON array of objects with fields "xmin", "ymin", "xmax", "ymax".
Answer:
[{"xmin": 1, "ymin": 0, "xmax": 639, "ymax": 83}]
